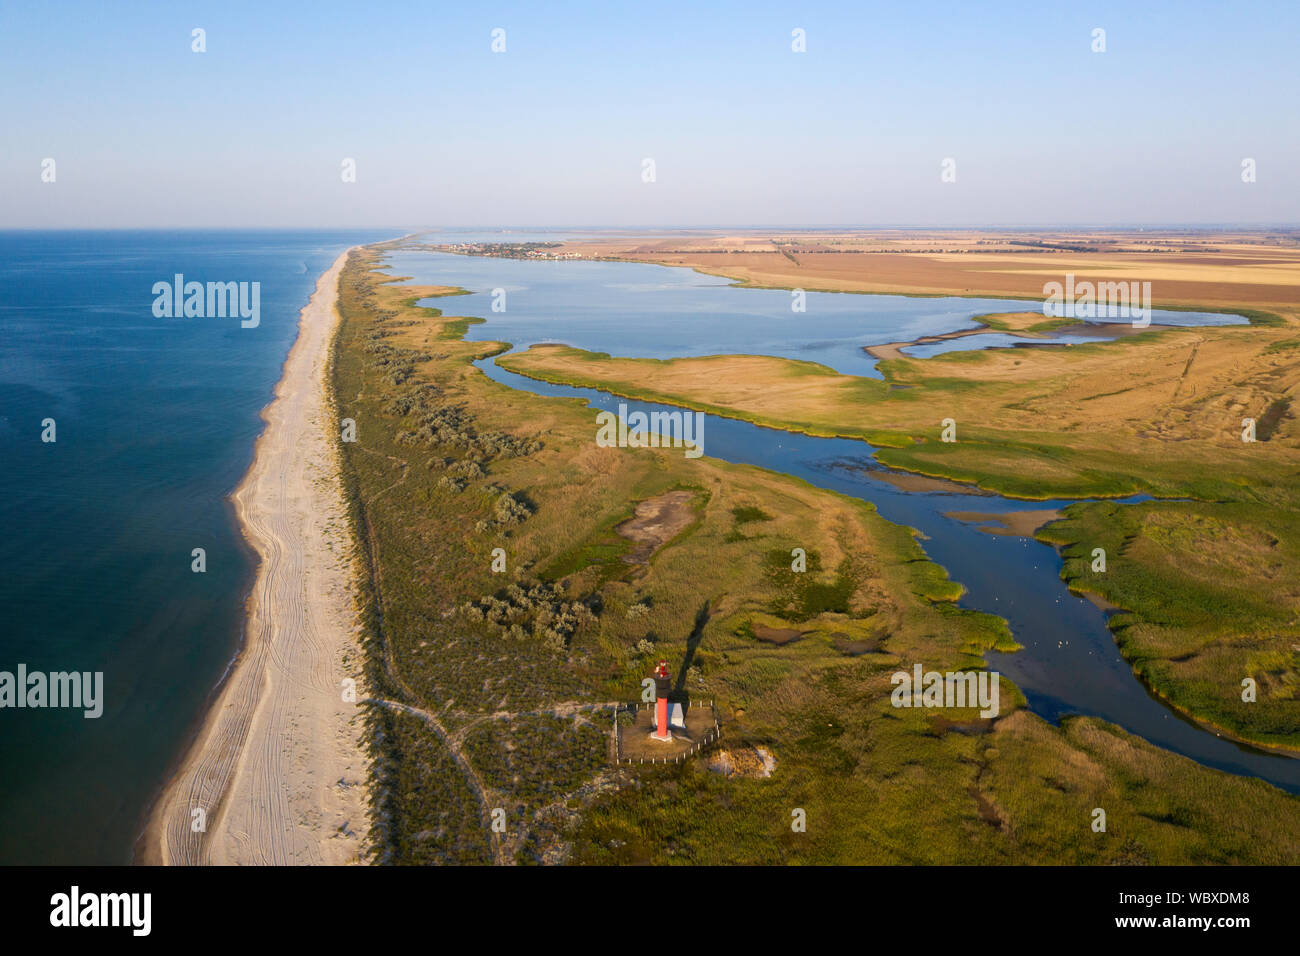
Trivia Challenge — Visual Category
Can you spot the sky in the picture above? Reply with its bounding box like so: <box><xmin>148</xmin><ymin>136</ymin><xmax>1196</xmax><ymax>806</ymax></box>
<box><xmin>2</xmin><ymin>0</ymin><xmax>1297</xmax><ymax>228</ymax></box>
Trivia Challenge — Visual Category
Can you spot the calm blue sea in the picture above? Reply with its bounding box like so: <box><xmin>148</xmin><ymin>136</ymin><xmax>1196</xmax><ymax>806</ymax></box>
<box><xmin>0</xmin><ymin>230</ymin><xmax>394</xmax><ymax>864</ymax></box>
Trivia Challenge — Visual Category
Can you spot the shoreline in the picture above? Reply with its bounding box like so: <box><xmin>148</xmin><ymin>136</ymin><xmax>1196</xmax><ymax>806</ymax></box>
<box><xmin>140</xmin><ymin>248</ymin><xmax>370</xmax><ymax>865</ymax></box>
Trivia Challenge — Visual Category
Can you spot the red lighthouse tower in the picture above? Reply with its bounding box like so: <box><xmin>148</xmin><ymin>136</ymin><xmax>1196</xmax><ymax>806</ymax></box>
<box><xmin>650</xmin><ymin>660</ymin><xmax>673</xmax><ymax>741</ymax></box>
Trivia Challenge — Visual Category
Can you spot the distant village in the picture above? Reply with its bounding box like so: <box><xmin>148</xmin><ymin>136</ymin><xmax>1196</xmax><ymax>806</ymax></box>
<box><xmin>440</xmin><ymin>241</ymin><xmax>585</xmax><ymax>260</ymax></box>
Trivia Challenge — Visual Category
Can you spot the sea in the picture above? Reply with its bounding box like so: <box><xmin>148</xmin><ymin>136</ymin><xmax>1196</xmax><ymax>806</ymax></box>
<box><xmin>0</xmin><ymin>230</ymin><xmax>393</xmax><ymax>864</ymax></box>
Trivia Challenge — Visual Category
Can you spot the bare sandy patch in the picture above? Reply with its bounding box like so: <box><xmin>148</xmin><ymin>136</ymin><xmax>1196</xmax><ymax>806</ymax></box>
<box><xmin>707</xmin><ymin>746</ymin><xmax>777</xmax><ymax>778</ymax></box>
<box><xmin>945</xmin><ymin>509</ymin><xmax>1063</xmax><ymax>537</ymax></box>
<box><xmin>616</xmin><ymin>490</ymin><xmax>697</xmax><ymax>564</ymax></box>
<box><xmin>868</xmin><ymin>471</ymin><xmax>994</xmax><ymax>496</ymax></box>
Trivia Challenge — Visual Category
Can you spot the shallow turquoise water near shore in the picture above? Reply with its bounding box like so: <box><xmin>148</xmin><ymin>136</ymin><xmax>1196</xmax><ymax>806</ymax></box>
<box><xmin>0</xmin><ymin>230</ymin><xmax>391</xmax><ymax>863</ymax></box>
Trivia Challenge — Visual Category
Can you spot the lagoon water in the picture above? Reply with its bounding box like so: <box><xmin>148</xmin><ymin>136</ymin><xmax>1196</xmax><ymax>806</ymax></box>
<box><xmin>383</xmin><ymin>248</ymin><xmax>1300</xmax><ymax>792</ymax></box>
<box><xmin>0</xmin><ymin>230</ymin><xmax>391</xmax><ymax>864</ymax></box>
<box><xmin>380</xmin><ymin>249</ymin><xmax>1242</xmax><ymax>378</ymax></box>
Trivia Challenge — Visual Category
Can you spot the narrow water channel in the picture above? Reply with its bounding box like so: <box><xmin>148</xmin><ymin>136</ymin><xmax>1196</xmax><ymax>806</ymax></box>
<box><xmin>476</xmin><ymin>355</ymin><xmax>1300</xmax><ymax>793</ymax></box>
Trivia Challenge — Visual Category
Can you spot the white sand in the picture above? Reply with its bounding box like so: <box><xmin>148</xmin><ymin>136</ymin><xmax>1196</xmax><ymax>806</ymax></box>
<box><xmin>147</xmin><ymin>249</ymin><xmax>368</xmax><ymax>865</ymax></box>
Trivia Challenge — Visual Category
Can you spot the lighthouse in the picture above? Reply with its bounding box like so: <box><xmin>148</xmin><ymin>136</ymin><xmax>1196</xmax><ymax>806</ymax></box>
<box><xmin>650</xmin><ymin>660</ymin><xmax>673</xmax><ymax>741</ymax></box>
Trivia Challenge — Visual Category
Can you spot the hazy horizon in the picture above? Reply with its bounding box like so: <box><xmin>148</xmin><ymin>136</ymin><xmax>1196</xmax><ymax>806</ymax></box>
<box><xmin>4</xmin><ymin>0</ymin><xmax>1298</xmax><ymax>229</ymax></box>
<box><xmin>1</xmin><ymin>223</ymin><xmax>1297</xmax><ymax>232</ymax></box>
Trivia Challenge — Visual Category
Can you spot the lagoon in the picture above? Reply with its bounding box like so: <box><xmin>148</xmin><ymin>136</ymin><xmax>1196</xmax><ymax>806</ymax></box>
<box><xmin>381</xmin><ymin>248</ymin><xmax>1243</xmax><ymax>378</ymax></box>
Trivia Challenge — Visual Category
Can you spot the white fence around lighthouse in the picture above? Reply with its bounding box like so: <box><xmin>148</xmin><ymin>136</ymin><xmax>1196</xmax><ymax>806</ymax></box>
<box><xmin>611</xmin><ymin>698</ymin><xmax>722</xmax><ymax>766</ymax></box>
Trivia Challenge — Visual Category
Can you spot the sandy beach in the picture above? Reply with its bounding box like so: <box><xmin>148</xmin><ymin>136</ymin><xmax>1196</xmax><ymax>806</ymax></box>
<box><xmin>143</xmin><ymin>249</ymin><xmax>368</xmax><ymax>865</ymax></box>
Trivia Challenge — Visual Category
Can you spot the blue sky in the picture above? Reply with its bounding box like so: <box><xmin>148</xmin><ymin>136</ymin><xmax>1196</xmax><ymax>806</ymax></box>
<box><xmin>2</xmin><ymin>0</ymin><xmax>1297</xmax><ymax>227</ymax></box>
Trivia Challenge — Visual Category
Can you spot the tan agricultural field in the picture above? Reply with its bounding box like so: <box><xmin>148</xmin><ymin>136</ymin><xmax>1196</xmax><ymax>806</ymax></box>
<box><xmin>551</xmin><ymin>229</ymin><xmax>1300</xmax><ymax>310</ymax></box>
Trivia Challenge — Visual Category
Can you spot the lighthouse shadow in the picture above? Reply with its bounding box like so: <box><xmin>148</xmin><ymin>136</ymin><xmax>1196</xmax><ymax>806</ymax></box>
<box><xmin>614</xmin><ymin>600</ymin><xmax>722</xmax><ymax>766</ymax></box>
<box><xmin>673</xmin><ymin>600</ymin><xmax>711</xmax><ymax>698</ymax></box>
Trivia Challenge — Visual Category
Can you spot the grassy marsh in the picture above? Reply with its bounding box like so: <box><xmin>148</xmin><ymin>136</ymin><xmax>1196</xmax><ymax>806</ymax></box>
<box><xmin>334</xmin><ymin>243</ymin><xmax>1300</xmax><ymax>864</ymax></box>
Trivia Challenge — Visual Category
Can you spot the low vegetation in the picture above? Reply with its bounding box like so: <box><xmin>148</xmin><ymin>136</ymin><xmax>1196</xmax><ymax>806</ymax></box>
<box><xmin>495</xmin><ymin>287</ymin><xmax>1300</xmax><ymax>753</ymax></box>
<box><xmin>334</xmin><ymin>242</ymin><xmax>1300</xmax><ymax>865</ymax></box>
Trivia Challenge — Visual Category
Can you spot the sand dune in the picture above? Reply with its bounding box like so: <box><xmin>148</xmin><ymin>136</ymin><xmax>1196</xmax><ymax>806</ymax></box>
<box><xmin>144</xmin><ymin>249</ymin><xmax>368</xmax><ymax>865</ymax></box>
